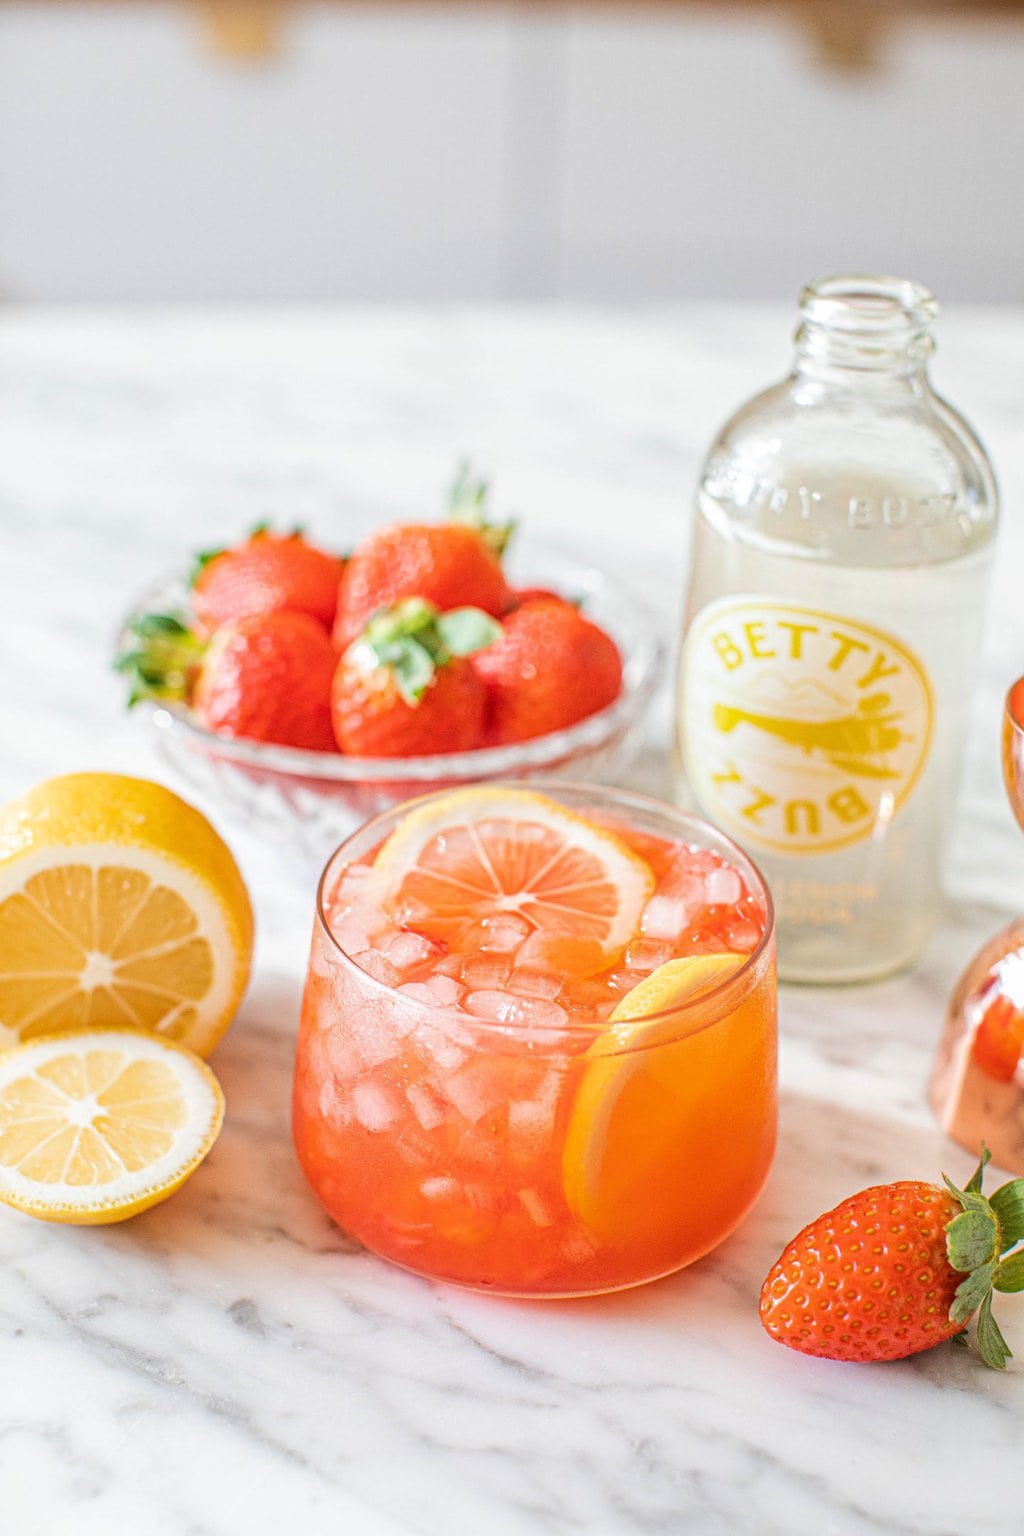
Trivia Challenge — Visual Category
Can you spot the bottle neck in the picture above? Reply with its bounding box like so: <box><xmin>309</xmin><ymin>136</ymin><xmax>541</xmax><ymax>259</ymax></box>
<box><xmin>792</xmin><ymin>274</ymin><xmax>937</xmax><ymax>387</ymax></box>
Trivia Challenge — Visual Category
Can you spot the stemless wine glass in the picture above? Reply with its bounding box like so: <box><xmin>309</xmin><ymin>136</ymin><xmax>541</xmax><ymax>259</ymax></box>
<box><xmin>292</xmin><ymin>783</ymin><xmax>777</xmax><ymax>1297</ymax></box>
<box><xmin>930</xmin><ymin>679</ymin><xmax>1024</xmax><ymax>1173</ymax></box>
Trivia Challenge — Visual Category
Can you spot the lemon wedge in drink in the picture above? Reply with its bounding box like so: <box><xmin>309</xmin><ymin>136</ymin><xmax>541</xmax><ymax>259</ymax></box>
<box><xmin>0</xmin><ymin>773</ymin><xmax>253</xmax><ymax>1056</ymax></box>
<box><xmin>0</xmin><ymin>1026</ymin><xmax>224</xmax><ymax>1223</ymax></box>
<box><xmin>562</xmin><ymin>953</ymin><xmax>749</xmax><ymax>1241</ymax></box>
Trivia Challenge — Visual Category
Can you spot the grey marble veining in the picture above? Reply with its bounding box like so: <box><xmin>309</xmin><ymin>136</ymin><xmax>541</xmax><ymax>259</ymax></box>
<box><xmin>1</xmin><ymin>307</ymin><xmax>1023</xmax><ymax>1536</ymax></box>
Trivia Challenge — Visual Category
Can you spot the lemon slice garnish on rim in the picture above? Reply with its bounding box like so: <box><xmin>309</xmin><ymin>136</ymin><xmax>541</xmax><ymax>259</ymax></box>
<box><xmin>0</xmin><ymin>1026</ymin><xmax>225</xmax><ymax>1223</ymax></box>
<box><xmin>609</xmin><ymin>952</ymin><xmax>749</xmax><ymax>1030</ymax></box>
<box><xmin>371</xmin><ymin>786</ymin><xmax>654</xmax><ymax>974</ymax></box>
<box><xmin>0</xmin><ymin>773</ymin><xmax>253</xmax><ymax>1057</ymax></box>
<box><xmin>562</xmin><ymin>952</ymin><xmax>749</xmax><ymax>1241</ymax></box>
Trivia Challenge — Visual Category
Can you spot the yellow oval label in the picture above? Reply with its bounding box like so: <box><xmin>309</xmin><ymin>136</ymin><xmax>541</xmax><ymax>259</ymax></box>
<box><xmin>679</xmin><ymin>599</ymin><xmax>934</xmax><ymax>856</ymax></box>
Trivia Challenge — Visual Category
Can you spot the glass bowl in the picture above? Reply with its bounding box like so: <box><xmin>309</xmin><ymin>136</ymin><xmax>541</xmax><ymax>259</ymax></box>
<box><xmin>120</xmin><ymin>546</ymin><xmax>662</xmax><ymax>859</ymax></box>
<box><xmin>292</xmin><ymin>781</ymin><xmax>778</xmax><ymax>1296</ymax></box>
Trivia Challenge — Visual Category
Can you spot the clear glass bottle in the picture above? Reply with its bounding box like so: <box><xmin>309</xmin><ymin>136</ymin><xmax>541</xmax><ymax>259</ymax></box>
<box><xmin>675</xmin><ymin>274</ymin><xmax>998</xmax><ymax>983</ymax></box>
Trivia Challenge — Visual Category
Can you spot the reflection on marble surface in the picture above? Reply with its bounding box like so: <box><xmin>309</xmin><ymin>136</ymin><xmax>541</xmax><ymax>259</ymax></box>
<box><xmin>1</xmin><ymin>309</ymin><xmax>1023</xmax><ymax>1536</ymax></box>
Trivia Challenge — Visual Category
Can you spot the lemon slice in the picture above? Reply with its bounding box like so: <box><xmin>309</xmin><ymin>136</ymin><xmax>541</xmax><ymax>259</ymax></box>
<box><xmin>610</xmin><ymin>953</ymin><xmax>749</xmax><ymax>1030</ymax></box>
<box><xmin>0</xmin><ymin>773</ymin><xmax>253</xmax><ymax>1056</ymax></box>
<box><xmin>0</xmin><ymin>1026</ymin><xmax>224</xmax><ymax>1223</ymax></box>
<box><xmin>372</xmin><ymin>786</ymin><xmax>654</xmax><ymax>972</ymax></box>
<box><xmin>562</xmin><ymin>953</ymin><xmax>748</xmax><ymax>1240</ymax></box>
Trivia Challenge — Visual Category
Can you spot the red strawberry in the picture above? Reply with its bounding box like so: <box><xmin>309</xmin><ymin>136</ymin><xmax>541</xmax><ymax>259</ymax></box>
<box><xmin>759</xmin><ymin>1149</ymin><xmax>1024</xmax><ymax>1369</ymax></box>
<box><xmin>472</xmin><ymin>598</ymin><xmax>623</xmax><ymax>744</ymax></box>
<box><xmin>119</xmin><ymin>609</ymin><xmax>338</xmax><ymax>751</ymax></box>
<box><xmin>194</xmin><ymin>612</ymin><xmax>338</xmax><ymax>750</ymax></box>
<box><xmin>503</xmin><ymin>586</ymin><xmax>565</xmax><ymax>613</ymax></box>
<box><xmin>332</xmin><ymin>468</ymin><xmax>513</xmax><ymax>649</ymax></box>
<box><xmin>334</xmin><ymin>524</ymin><xmax>510</xmax><ymax>651</ymax></box>
<box><xmin>331</xmin><ymin>599</ymin><xmax>500</xmax><ymax>757</ymax></box>
<box><xmin>192</xmin><ymin>525</ymin><xmax>344</xmax><ymax>632</ymax></box>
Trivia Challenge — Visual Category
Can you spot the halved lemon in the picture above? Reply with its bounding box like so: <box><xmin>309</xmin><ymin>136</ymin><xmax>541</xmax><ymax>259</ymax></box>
<box><xmin>372</xmin><ymin>786</ymin><xmax>654</xmax><ymax>974</ymax></box>
<box><xmin>0</xmin><ymin>773</ymin><xmax>253</xmax><ymax>1056</ymax></box>
<box><xmin>562</xmin><ymin>953</ymin><xmax>749</xmax><ymax>1240</ymax></box>
<box><xmin>0</xmin><ymin>1026</ymin><xmax>225</xmax><ymax>1223</ymax></box>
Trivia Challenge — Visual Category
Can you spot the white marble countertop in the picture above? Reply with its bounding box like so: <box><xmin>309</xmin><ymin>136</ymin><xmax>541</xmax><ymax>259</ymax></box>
<box><xmin>1</xmin><ymin>307</ymin><xmax>1023</xmax><ymax>1536</ymax></box>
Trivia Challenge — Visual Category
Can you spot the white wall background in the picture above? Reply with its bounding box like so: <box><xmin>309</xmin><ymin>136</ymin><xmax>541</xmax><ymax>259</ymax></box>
<box><xmin>0</xmin><ymin>2</ymin><xmax>1022</xmax><ymax>302</ymax></box>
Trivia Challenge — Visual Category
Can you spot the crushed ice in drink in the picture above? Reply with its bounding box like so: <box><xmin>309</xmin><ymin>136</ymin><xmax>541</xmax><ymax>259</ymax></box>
<box><xmin>297</xmin><ymin>802</ymin><xmax>771</xmax><ymax>1293</ymax></box>
<box><xmin>351</xmin><ymin>1078</ymin><xmax>402</xmax><ymax>1132</ymax></box>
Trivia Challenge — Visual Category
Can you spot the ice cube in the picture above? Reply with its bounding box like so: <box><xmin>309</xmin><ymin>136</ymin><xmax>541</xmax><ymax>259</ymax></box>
<box><xmin>445</xmin><ymin>1061</ymin><xmax>507</xmax><ymax>1123</ymax></box>
<box><xmin>330</xmin><ymin>906</ymin><xmax>382</xmax><ymax>957</ymax></box>
<box><xmin>461</xmin><ymin>955</ymin><xmax>512</xmax><ymax>990</ymax></box>
<box><xmin>513</xmin><ymin>930</ymin><xmax>605</xmax><ymax>977</ymax></box>
<box><xmin>351</xmin><ymin>1078</ymin><xmax>401</xmax><ymax>1132</ymax></box>
<box><xmin>657</xmin><ymin>851</ymin><xmax>711</xmax><ymax>901</ymax></box>
<box><xmin>418</xmin><ymin>1026</ymin><xmax>469</xmax><ymax>1073</ymax></box>
<box><xmin>508</xmin><ymin>967</ymin><xmax>563</xmax><ymax>1000</ymax></box>
<box><xmin>703</xmin><ymin>867</ymin><xmax>742</xmax><ymax>907</ymax></box>
<box><xmin>624</xmin><ymin>938</ymin><xmax>674</xmax><ymax>972</ymax></box>
<box><xmin>381</xmin><ymin>929</ymin><xmax>443</xmax><ymax>974</ymax></box>
<box><xmin>423</xmin><ymin>974</ymin><xmax>465</xmax><ymax>1007</ymax></box>
<box><xmin>640</xmin><ymin>894</ymin><xmax>694</xmax><ymax>941</ymax></box>
<box><xmin>567</xmin><ymin>1004</ymin><xmax>606</xmax><ymax>1025</ymax></box>
<box><xmin>352</xmin><ymin>949</ymin><xmax>402</xmax><ymax>988</ymax></box>
<box><xmin>317</xmin><ymin>1077</ymin><xmax>353</xmax><ymax>1124</ymax></box>
<box><xmin>395</xmin><ymin>1123</ymin><xmax>439</xmax><ymax>1169</ymax></box>
<box><xmin>464</xmin><ymin>991</ymin><xmax>568</xmax><ymax>1031</ymax></box>
<box><xmin>350</xmin><ymin>1009</ymin><xmax>402</xmax><ymax>1067</ymax></box>
<box><xmin>305</xmin><ymin>1023</ymin><xmax>361</xmax><ymax>1085</ymax></box>
<box><xmin>479</xmin><ymin>914</ymin><xmax>533</xmax><ymax>953</ymax></box>
<box><xmin>325</xmin><ymin>862</ymin><xmax>374</xmax><ymax>909</ymax></box>
<box><xmin>560</xmin><ymin>1230</ymin><xmax>600</xmax><ymax>1264</ymax></box>
<box><xmin>396</xmin><ymin>981</ymin><xmax>438</xmax><ymax>1006</ymax></box>
<box><xmin>519</xmin><ymin>1187</ymin><xmax>558</xmax><ymax>1228</ymax></box>
<box><xmin>431</xmin><ymin>952</ymin><xmax>465</xmax><ymax>980</ymax></box>
<box><xmin>407</xmin><ymin>1081</ymin><xmax>447</xmax><ymax>1130</ymax></box>
<box><xmin>511</xmin><ymin>996</ymin><xmax>569</xmax><ymax>1032</ymax></box>
<box><xmin>569</xmin><ymin>979</ymin><xmax>614</xmax><ymax>1007</ymax></box>
<box><xmin>421</xmin><ymin>1176</ymin><xmax>459</xmax><ymax>1201</ymax></box>
<box><xmin>688</xmin><ymin>937</ymin><xmax>730</xmax><ymax>955</ymax></box>
<box><xmin>723</xmin><ymin>912</ymin><xmax>762</xmax><ymax>950</ymax></box>
<box><xmin>508</xmin><ymin>1093</ymin><xmax>559</xmax><ymax>1163</ymax></box>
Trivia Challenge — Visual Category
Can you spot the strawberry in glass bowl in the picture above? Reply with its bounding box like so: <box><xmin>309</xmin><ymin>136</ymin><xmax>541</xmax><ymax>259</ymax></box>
<box><xmin>116</xmin><ymin>473</ymin><xmax>661</xmax><ymax>860</ymax></box>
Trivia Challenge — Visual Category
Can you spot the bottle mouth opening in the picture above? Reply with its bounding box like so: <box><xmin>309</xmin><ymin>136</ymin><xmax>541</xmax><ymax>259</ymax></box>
<box><xmin>796</xmin><ymin>274</ymin><xmax>936</xmax><ymax>369</ymax></box>
<box><xmin>799</xmin><ymin>273</ymin><xmax>937</xmax><ymax>338</ymax></box>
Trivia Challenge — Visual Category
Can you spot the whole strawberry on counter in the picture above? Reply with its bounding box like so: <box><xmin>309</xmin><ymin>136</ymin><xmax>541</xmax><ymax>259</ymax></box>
<box><xmin>333</xmin><ymin>467</ymin><xmax>512</xmax><ymax>649</ymax></box>
<box><xmin>192</xmin><ymin>524</ymin><xmax>344</xmax><ymax>632</ymax></box>
<box><xmin>331</xmin><ymin>598</ymin><xmax>501</xmax><ymax>757</ymax></box>
<box><xmin>759</xmin><ymin>1148</ymin><xmax>1024</xmax><ymax>1369</ymax></box>
<box><xmin>472</xmin><ymin>596</ymin><xmax>623</xmax><ymax>744</ymax></box>
<box><xmin>119</xmin><ymin>608</ymin><xmax>338</xmax><ymax>752</ymax></box>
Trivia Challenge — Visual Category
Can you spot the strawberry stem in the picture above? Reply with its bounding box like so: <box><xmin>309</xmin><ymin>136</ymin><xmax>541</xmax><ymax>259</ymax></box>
<box><xmin>943</xmin><ymin>1146</ymin><xmax>1022</xmax><ymax>1369</ymax></box>
<box><xmin>358</xmin><ymin>598</ymin><xmax>500</xmax><ymax>706</ymax></box>
<box><xmin>447</xmin><ymin>460</ymin><xmax>516</xmax><ymax>558</ymax></box>
<box><xmin>115</xmin><ymin>611</ymin><xmax>206</xmax><ymax>707</ymax></box>
<box><xmin>188</xmin><ymin>547</ymin><xmax>226</xmax><ymax>587</ymax></box>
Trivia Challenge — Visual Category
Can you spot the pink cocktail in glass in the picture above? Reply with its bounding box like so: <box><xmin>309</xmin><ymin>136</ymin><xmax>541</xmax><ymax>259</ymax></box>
<box><xmin>293</xmin><ymin>783</ymin><xmax>777</xmax><ymax>1295</ymax></box>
